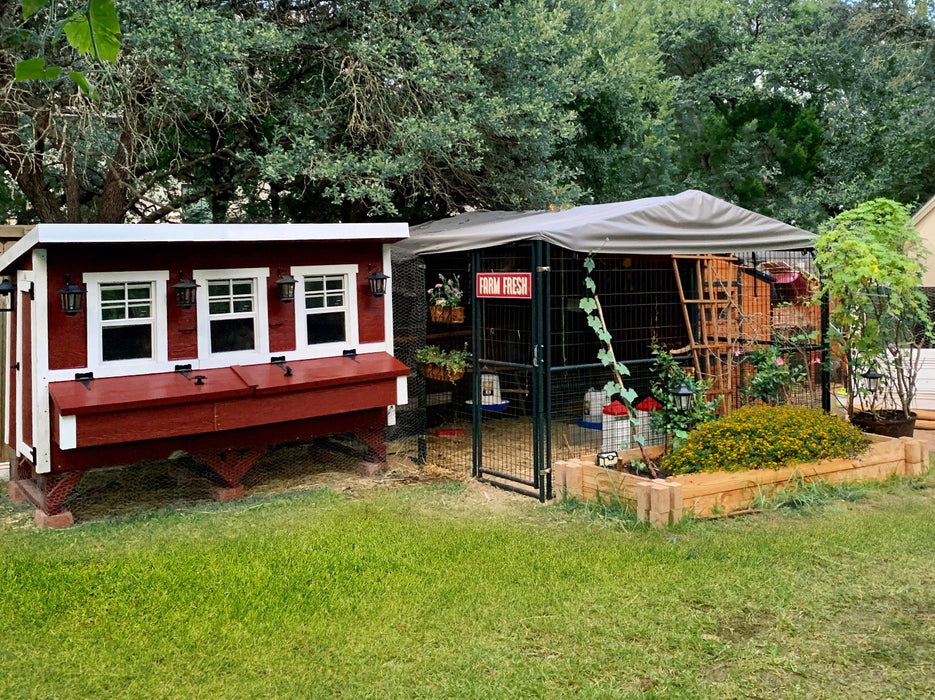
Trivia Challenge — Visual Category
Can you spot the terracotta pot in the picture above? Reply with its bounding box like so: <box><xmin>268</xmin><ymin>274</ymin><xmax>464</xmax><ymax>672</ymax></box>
<box><xmin>429</xmin><ymin>305</ymin><xmax>465</xmax><ymax>324</ymax></box>
<box><xmin>851</xmin><ymin>410</ymin><xmax>917</xmax><ymax>438</ymax></box>
<box><xmin>420</xmin><ymin>363</ymin><xmax>465</xmax><ymax>382</ymax></box>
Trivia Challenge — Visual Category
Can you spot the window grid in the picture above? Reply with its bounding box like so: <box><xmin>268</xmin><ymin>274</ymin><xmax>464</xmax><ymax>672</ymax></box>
<box><xmin>208</xmin><ymin>279</ymin><xmax>255</xmax><ymax>317</ymax></box>
<box><xmin>304</xmin><ymin>275</ymin><xmax>347</xmax><ymax>312</ymax></box>
<box><xmin>100</xmin><ymin>282</ymin><xmax>153</xmax><ymax>326</ymax></box>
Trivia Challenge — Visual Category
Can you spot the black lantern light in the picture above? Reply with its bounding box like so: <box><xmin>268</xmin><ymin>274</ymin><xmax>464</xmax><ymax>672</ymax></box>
<box><xmin>671</xmin><ymin>382</ymin><xmax>695</xmax><ymax>412</ymax></box>
<box><xmin>0</xmin><ymin>278</ymin><xmax>14</xmax><ymax>313</ymax></box>
<box><xmin>367</xmin><ymin>268</ymin><xmax>389</xmax><ymax>298</ymax></box>
<box><xmin>172</xmin><ymin>272</ymin><xmax>199</xmax><ymax>309</ymax></box>
<box><xmin>59</xmin><ymin>275</ymin><xmax>86</xmax><ymax>315</ymax></box>
<box><xmin>276</xmin><ymin>271</ymin><xmax>297</xmax><ymax>303</ymax></box>
<box><xmin>862</xmin><ymin>368</ymin><xmax>884</xmax><ymax>393</ymax></box>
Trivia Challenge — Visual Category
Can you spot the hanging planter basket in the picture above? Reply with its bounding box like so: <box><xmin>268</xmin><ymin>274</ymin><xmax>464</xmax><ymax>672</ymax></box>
<box><xmin>429</xmin><ymin>305</ymin><xmax>465</xmax><ymax>324</ymax></box>
<box><xmin>420</xmin><ymin>363</ymin><xmax>465</xmax><ymax>382</ymax></box>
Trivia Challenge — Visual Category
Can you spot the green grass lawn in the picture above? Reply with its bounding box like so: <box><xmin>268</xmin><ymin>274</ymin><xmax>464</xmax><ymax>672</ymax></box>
<box><xmin>1</xmin><ymin>473</ymin><xmax>934</xmax><ymax>699</ymax></box>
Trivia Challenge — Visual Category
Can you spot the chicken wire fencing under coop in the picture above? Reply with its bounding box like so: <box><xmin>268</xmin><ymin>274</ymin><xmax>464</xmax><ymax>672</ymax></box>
<box><xmin>35</xmin><ymin>425</ymin><xmax>445</xmax><ymax>524</ymax></box>
<box><xmin>390</xmin><ymin>244</ymin><xmax>829</xmax><ymax>501</ymax></box>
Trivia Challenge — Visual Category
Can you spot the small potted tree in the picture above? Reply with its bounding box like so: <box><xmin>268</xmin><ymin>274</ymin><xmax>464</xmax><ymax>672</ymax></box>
<box><xmin>815</xmin><ymin>198</ymin><xmax>932</xmax><ymax>436</ymax></box>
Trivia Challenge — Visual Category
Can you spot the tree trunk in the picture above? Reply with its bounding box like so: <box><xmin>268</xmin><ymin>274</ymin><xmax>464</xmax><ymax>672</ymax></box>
<box><xmin>96</xmin><ymin>114</ymin><xmax>138</xmax><ymax>223</ymax></box>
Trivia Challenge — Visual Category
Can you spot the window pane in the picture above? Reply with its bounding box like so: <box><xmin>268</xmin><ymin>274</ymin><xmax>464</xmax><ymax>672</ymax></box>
<box><xmin>232</xmin><ymin>280</ymin><xmax>252</xmax><ymax>296</ymax></box>
<box><xmin>326</xmin><ymin>294</ymin><xmax>344</xmax><ymax>308</ymax></box>
<box><xmin>208</xmin><ymin>281</ymin><xmax>229</xmax><ymax>297</ymax></box>
<box><xmin>209</xmin><ymin>300</ymin><xmax>229</xmax><ymax>315</ymax></box>
<box><xmin>127</xmin><ymin>284</ymin><xmax>150</xmax><ymax>300</ymax></box>
<box><xmin>306</xmin><ymin>296</ymin><xmax>324</xmax><ymax>310</ymax></box>
<box><xmin>305</xmin><ymin>278</ymin><xmax>323</xmax><ymax>293</ymax></box>
<box><xmin>233</xmin><ymin>299</ymin><xmax>253</xmax><ymax>313</ymax></box>
<box><xmin>326</xmin><ymin>277</ymin><xmax>343</xmax><ymax>291</ymax></box>
<box><xmin>211</xmin><ymin>317</ymin><xmax>255</xmax><ymax>353</ymax></box>
<box><xmin>100</xmin><ymin>285</ymin><xmax>125</xmax><ymax>302</ymax></box>
<box><xmin>128</xmin><ymin>303</ymin><xmax>151</xmax><ymax>319</ymax></box>
<box><xmin>102</xmin><ymin>325</ymin><xmax>152</xmax><ymax>361</ymax></box>
<box><xmin>101</xmin><ymin>306</ymin><xmax>125</xmax><ymax>321</ymax></box>
<box><xmin>307</xmin><ymin>312</ymin><xmax>345</xmax><ymax>344</ymax></box>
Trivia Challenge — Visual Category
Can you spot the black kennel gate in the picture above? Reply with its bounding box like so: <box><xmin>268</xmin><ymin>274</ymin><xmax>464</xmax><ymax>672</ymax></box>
<box><xmin>470</xmin><ymin>243</ymin><xmax>551</xmax><ymax>501</ymax></box>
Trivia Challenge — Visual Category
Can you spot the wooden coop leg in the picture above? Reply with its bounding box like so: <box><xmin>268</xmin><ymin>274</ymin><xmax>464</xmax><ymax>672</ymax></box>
<box><xmin>9</xmin><ymin>467</ymin><xmax>84</xmax><ymax>528</ymax></box>
<box><xmin>356</xmin><ymin>429</ymin><xmax>388</xmax><ymax>477</ymax></box>
<box><xmin>197</xmin><ymin>447</ymin><xmax>265</xmax><ymax>502</ymax></box>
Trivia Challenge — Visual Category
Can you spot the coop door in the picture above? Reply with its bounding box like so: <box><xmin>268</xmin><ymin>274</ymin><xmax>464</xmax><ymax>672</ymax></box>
<box><xmin>14</xmin><ymin>272</ymin><xmax>36</xmax><ymax>466</ymax></box>
<box><xmin>470</xmin><ymin>242</ymin><xmax>550</xmax><ymax>501</ymax></box>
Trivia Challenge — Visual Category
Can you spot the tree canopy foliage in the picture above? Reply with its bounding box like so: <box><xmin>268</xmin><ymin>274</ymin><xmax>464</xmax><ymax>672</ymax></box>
<box><xmin>653</xmin><ymin>0</ymin><xmax>935</xmax><ymax>229</ymax></box>
<box><xmin>1</xmin><ymin>0</ymin><xmax>934</xmax><ymax>227</ymax></box>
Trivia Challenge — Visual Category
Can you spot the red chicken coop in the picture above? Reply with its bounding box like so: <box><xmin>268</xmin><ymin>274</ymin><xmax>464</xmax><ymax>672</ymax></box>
<box><xmin>0</xmin><ymin>223</ymin><xmax>409</xmax><ymax>526</ymax></box>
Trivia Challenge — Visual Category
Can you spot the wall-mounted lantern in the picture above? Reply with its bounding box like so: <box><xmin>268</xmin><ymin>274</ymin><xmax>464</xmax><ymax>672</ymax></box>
<box><xmin>172</xmin><ymin>272</ymin><xmax>199</xmax><ymax>309</ymax></box>
<box><xmin>671</xmin><ymin>382</ymin><xmax>695</xmax><ymax>412</ymax></box>
<box><xmin>59</xmin><ymin>275</ymin><xmax>86</xmax><ymax>316</ymax></box>
<box><xmin>276</xmin><ymin>271</ymin><xmax>297</xmax><ymax>303</ymax></box>
<box><xmin>862</xmin><ymin>369</ymin><xmax>884</xmax><ymax>393</ymax></box>
<box><xmin>367</xmin><ymin>268</ymin><xmax>389</xmax><ymax>298</ymax></box>
<box><xmin>0</xmin><ymin>278</ymin><xmax>14</xmax><ymax>313</ymax></box>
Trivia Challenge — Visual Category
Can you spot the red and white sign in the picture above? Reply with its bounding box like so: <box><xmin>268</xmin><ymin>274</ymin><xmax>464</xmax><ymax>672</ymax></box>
<box><xmin>475</xmin><ymin>272</ymin><xmax>533</xmax><ymax>299</ymax></box>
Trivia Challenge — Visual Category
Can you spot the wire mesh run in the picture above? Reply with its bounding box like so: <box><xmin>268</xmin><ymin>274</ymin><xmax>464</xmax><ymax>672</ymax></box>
<box><xmin>401</xmin><ymin>245</ymin><xmax>826</xmax><ymax>497</ymax></box>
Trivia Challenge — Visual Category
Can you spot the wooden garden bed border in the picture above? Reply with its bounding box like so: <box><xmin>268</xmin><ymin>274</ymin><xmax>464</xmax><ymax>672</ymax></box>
<box><xmin>552</xmin><ymin>435</ymin><xmax>929</xmax><ymax>527</ymax></box>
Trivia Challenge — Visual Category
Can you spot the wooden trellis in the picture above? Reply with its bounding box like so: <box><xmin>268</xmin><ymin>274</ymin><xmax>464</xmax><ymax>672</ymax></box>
<box><xmin>671</xmin><ymin>254</ymin><xmax>771</xmax><ymax>412</ymax></box>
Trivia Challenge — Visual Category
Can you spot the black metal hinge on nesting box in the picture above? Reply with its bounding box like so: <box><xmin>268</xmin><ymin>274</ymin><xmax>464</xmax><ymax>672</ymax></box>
<box><xmin>74</xmin><ymin>372</ymin><xmax>93</xmax><ymax>390</ymax></box>
<box><xmin>270</xmin><ymin>355</ymin><xmax>293</xmax><ymax>377</ymax></box>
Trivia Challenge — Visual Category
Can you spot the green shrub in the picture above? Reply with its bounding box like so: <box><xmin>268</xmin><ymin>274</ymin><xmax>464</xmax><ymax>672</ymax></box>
<box><xmin>661</xmin><ymin>406</ymin><xmax>871</xmax><ymax>475</ymax></box>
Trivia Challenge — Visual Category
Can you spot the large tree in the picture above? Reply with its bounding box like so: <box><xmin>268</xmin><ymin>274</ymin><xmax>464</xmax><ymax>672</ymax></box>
<box><xmin>1</xmin><ymin>0</ymin><xmax>616</xmax><ymax>224</ymax></box>
<box><xmin>652</xmin><ymin>0</ymin><xmax>935</xmax><ymax>229</ymax></box>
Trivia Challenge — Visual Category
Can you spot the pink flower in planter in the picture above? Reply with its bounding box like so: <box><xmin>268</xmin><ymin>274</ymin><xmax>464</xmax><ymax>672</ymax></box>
<box><xmin>813</xmin><ymin>357</ymin><xmax>821</xmax><ymax>364</ymax></box>
<box><xmin>776</xmin><ymin>358</ymin><xmax>785</xmax><ymax>366</ymax></box>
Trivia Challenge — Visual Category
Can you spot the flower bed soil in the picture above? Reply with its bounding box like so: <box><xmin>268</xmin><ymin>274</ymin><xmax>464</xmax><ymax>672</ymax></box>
<box><xmin>552</xmin><ymin>435</ymin><xmax>929</xmax><ymax>527</ymax></box>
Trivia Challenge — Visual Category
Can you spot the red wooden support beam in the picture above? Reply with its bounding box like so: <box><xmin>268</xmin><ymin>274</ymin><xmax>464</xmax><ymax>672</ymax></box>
<box><xmin>10</xmin><ymin>470</ymin><xmax>84</xmax><ymax>528</ymax></box>
<box><xmin>196</xmin><ymin>446</ymin><xmax>265</xmax><ymax>502</ymax></box>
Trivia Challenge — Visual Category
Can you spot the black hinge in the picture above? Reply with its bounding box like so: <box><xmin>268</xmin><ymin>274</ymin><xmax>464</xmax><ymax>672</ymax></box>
<box><xmin>10</xmin><ymin>362</ymin><xmax>19</xmax><ymax>371</ymax></box>
<box><xmin>30</xmin><ymin>447</ymin><xmax>37</xmax><ymax>464</ymax></box>
<box><xmin>28</xmin><ymin>282</ymin><xmax>34</xmax><ymax>301</ymax></box>
<box><xmin>75</xmin><ymin>372</ymin><xmax>93</xmax><ymax>389</ymax></box>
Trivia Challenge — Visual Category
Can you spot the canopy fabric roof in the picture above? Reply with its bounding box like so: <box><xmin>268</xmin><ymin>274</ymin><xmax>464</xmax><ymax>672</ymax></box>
<box><xmin>396</xmin><ymin>190</ymin><xmax>815</xmax><ymax>256</ymax></box>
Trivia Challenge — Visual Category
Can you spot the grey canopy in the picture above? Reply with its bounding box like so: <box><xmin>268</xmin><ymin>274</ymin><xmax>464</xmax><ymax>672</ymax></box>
<box><xmin>395</xmin><ymin>190</ymin><xmax>815</xmax><ymax>255</ymax></box>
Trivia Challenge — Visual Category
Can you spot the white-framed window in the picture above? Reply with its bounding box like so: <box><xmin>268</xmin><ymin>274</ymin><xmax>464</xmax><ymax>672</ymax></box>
<box><xmin>194</xmin><ymin>267</ymin><xmax>270</xmax><ymax>362</ymax></box>
<box><xmin>84</xmin><ymin>271</ymin><xmax>170</xmax><ymax>372</ymax></box>
<box><xmin>292</xmin><ymin>265</ymin><xmax>359</xmax><ymax>358</ymax></box>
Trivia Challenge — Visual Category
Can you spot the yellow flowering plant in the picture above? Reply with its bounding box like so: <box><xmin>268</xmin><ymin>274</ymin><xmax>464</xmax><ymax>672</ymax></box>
<box><xmin>661</xmin><ymin>405</ymin><xmax>870</xmax><ymax>475</ymax></box>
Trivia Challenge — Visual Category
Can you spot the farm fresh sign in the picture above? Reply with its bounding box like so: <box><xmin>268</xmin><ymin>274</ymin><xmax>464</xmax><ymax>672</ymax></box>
<box><xmin>475</xmin><ymin>272</ymin><xmax>532</xmax><ymax>299</ymax></box>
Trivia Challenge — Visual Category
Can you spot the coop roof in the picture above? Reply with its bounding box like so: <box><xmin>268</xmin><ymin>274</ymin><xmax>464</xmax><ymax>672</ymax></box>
<box><xmin>396</xmin><ymin>190</ymin><xmax>814</xmax><ymax>255</ymax></box>
<box><xmin>0</xmin><ymin>222</ymin><xmax>409</xmax><ymax>273</ymax></box>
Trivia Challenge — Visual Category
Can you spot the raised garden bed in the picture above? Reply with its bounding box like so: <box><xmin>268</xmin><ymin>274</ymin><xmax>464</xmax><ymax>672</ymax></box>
<box><xmin>552</xmin><ymin>435</ymin><xmax>929</xmax><ymax>527</ymax></box>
